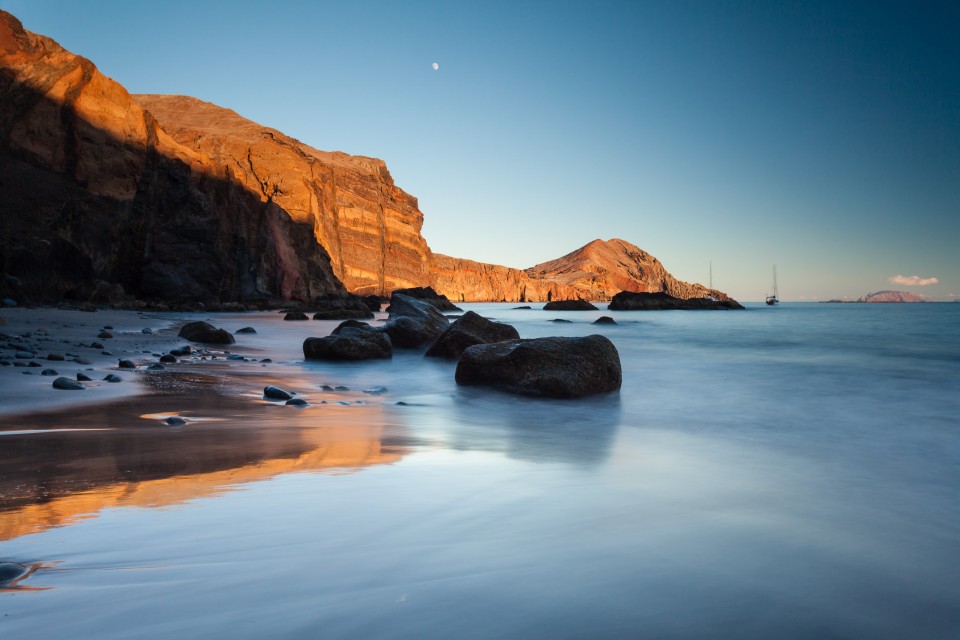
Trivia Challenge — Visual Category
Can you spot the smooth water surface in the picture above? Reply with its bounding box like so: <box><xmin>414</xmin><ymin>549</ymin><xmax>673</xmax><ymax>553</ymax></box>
<box><xmin>1</xmin><ymin>303</ymin><xmax>958</xmax><ymax>638</ymax></box>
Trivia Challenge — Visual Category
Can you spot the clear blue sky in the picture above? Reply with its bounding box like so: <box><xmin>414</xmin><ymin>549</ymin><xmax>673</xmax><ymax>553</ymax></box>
<box><xmin>3</xmin><ymin>0</ymin><xmax>958</xmax><ymax>301</ymax></box>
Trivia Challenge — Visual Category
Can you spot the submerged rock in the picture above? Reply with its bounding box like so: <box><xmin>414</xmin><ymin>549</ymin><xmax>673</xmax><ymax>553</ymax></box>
<box><xmin>103</xmin><ymin>374</ymin><xmax>122</xmax><ymax>383</ymax></box>
<box><xmin>455</xmin><ymin>335</ymin><xmax>622</xmax><ymax>398</ymax></box>
<box><xmin>425</xmin><ymin>311</ymin><xmax>520</xmax><ymax>360</ymax></box>
<box><xmin>285</xmin><ymin>398</ymin><xmax>309</xmax><ymax>406</ymax></box>
<box><xmin>164</xmin><ymin>416</ymin><xmax>188</xmax><ymax>426</ymax></box>
<box><xmin>178</xmin><ymin>321</ymin><xmax>236</xmax><ymax>344</ymax></box>
<box><xmin>593</xmin><ymin>316</ymin><xmax>617</xmax><ymax>324</ymax></box>
<box><xmin>235</xmin><ymin>326</ymin><xmax>257</xmax><ymax>334</ymax></box>
<box><xmin>543</xmin><ymin>299</ymin><xmax>598</xmax><ymax>311</ymax></box>
<box><xmin>0</xmin><ymin>562</ymin><xmax>29</xmax><ymax>585</ymax></box>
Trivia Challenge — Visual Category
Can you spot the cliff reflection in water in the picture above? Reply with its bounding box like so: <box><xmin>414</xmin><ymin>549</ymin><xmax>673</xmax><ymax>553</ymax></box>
<box><xmin>0</xmin><ymin>386</ymin><xmax>407</xmax><ymax>542</ymax></box>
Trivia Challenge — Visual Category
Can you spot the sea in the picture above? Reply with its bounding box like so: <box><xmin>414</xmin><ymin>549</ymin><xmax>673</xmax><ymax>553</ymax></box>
<box><xmin>1</xmin><ymin>302</ymin><xmax>959</xmax><ymax>639</ymax></box>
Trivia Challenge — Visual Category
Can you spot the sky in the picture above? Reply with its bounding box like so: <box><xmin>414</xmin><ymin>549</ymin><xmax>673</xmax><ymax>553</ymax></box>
<box><xmin>2</xmin><ymin>0</ymin><xmax>958</xmax><ymax>301</ymax></box>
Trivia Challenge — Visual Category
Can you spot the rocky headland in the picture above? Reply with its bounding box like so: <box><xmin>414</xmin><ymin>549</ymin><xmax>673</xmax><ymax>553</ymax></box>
<box><xmin>0</xmin><ymin>10</ymin><xmax>739</xmax><ymax>309</ymax></box>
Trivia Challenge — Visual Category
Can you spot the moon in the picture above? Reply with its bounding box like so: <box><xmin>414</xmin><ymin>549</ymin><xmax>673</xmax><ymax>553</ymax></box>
<box><xmin>432</xmin><ymin>62</ymin><xmax>439</xmax><ymax>71</ymax></box>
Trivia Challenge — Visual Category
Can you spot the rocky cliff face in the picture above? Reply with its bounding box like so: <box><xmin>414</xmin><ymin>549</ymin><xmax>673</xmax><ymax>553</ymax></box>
<box><xmin>134</xmin><ymin>95</ymin><xmax>433</xmax><ymax>297</ymax></box>
<box><xmin>0</xmin><ymin>11</ymin><xmax>738</xmax><ymax>307</ymax></box>
<box><xmin>0</xmin><ymin>10</ymin><xmax>344</xmax><ymax>304</ymax></box>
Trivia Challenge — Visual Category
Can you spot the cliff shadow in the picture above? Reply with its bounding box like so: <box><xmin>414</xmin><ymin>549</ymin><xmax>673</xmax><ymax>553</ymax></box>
<box><xmin>0</xmin><ymin>65</ymin><xmax>344</xmax><ymax>305</ymax></box>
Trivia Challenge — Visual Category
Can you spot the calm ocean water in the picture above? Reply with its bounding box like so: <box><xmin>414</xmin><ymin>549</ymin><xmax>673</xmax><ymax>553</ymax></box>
<box><xmin>1</xmin><ymin>302</ymin><xmax>958</xmax><ymax>639</ymax></box>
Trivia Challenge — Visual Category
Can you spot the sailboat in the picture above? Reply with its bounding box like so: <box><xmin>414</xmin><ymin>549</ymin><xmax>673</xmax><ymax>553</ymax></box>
<box><xmin>766</xmin><ymin>266</ymin><xmax>779</xmax><ymax>306</ymax></box>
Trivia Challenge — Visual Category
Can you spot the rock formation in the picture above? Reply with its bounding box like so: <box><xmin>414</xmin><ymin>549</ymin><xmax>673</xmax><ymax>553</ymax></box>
<box><xmin>0</xmin><ymin>11</ymin><xmax>740</xmax><ymax>308</ymax></box>
<box><xmin>0</xmin><ymin>10</ymin><xmax>344</xmax><ymax>305</ymax></box>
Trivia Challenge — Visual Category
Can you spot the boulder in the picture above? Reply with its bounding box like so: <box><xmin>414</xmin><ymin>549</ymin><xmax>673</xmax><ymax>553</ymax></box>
<box><xmin>607</xmin><ymin>291</ymin><xmax>744</xmax><ymax>310</ymax></box>
<box><xmin>53</xmin><ymin>376</ymin><xmax>84</xmax><ymax>390</ymax></box>
<box><xmin>425</xmin><ymin>311</ymin><xmax>520</xmax><ymax>359</ymax></box>
<box><xmin>455</xmin><ymin>335</ymin><xmax>622</xmax><ymax>398</ymax></box>
<box><xmin>178</xmin><ymin>321</ymin><xmax>236</xmax><ymax>344</ymax></box>
<box><xmin>303</xmin><ymin>332</ymin><xmax>392</xmax><ymax>361</ymax></box>
<box><xmin>382</xmin><ymin>293</ymin><xmax>449</xmax><ymax>348</ymax></box>
<box><xmin>391</xmin><ymin>286</ymin><xmax>462</xmax><ymax>312</ymax></box>
<box><xmin>264</xmin><ymin>386</ymin><xmax>294</xmax><ymax>400</ymax></box>
<box><xmin>542</xmin><ymin>299</ymin><xmax>598</xmax><ymax>311</ymax></box>
<box><xmin>309</xmin><ymin>293</ymin><xmax>375</xmax><ymax>320</ymax></box>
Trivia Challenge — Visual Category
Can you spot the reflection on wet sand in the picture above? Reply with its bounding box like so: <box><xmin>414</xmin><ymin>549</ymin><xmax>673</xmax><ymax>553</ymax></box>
<box><xmin>0</xmin><ymin>374</ymin><xmax>407</xmax><ymax>541</ymax></box>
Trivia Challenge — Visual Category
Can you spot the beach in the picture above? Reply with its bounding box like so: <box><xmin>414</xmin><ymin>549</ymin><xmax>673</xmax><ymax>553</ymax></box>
<box><xmin>1</xmin><ymin>302</ymin><xmax>959</xmax><ymax>638</ymax></box>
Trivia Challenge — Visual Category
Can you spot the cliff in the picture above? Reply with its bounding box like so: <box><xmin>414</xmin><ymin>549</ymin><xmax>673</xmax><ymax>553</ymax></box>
<box><xmin>0</xmin><ymin>10</ymin><xmax>344</xmax><ymax>304</ymax></box>
<box><xmin>0</xmin><ymin>11</ymin><xmax>738</xmax><ymax>307</ymax></box>
<box><xmin>134</xmin><ymin>94</ymin><xmax>433</xmax><ymax>296</ymax></box>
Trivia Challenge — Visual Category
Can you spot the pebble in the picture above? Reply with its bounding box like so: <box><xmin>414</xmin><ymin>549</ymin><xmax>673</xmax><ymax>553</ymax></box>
<box><xmin>334</xmin><ymin>385</ymin><xmax>349</xmax><ymax>391</ymax></box>
<box><xmin>164</xmin><ymin>416</ymin><xmax>188</xmax><ymax>426</ymax></box>
<box><xmin>76</xmin><ymin>372</ymin><xmax>92</xmax><ymax>381</ymax></box>
<box><xmin>103</xmin><ymin>374</ymin><xmax>122</xmax><ymax>383</ymax></box>
<box><xmin>41</xmin><ymin>369</ymin><xmax>59</xmax><ymax>376</ymax></box>
<box><xmin>27</xmin><ymin>361</ymin><xmax>41</xmax><ymax>367</ymax></box>
<box><xmin>91</xmin><ymin>342</ymin><xmax>104</xmax><ymax>349</ymax></box>
<box><xmin>160</xmin><ymin>354</ymin><xmax>177</xmax><ymax>363</ymax></box>
<box><xmin>363</xmin><ymin>386</ymin><xmax>388</xmax><ymax>395</ymax></box>
<box><xmin>285</xmin><ymin>398</ymin><xmax>309</xmax><ymax>406</ymax></box>
<box><xmin>264</xmin><ymin>386</ymin><xmax>294</xmax><ymax>401</ymax></box>
<box><xmin>235</xmin><ymin>327</ymin><xmax>257</xmax><ymax>334</ymax></box>
<box><xmin>118</xmin><ymin>359</ymin><xmax>136</xmax><ymax>369</ymax></box>
<box><xmin>227</xmin><ymin>354</ymin><xmax>245</xmax><ymax>361</ymax></box>
<box><xmin>53</xmin><ymin>376</ymin><xmax>84</xmax><ymax>390</ymax></box>
<box><xmin>550</xmin><ymin>319</ymin><xmax>573</xmax><ymax>323</ymax></box>
<box><xmin>260</xmin><ymin>358</ymin><xmax>272</xmax><ymax>363</ymax></box>
<box><xmin>97</xmin><ymin>331</ymin><xmax>113</xmax><ymax>339</ymax></box>
<box><xmin>147</xmin><ymin>364</ymin><xmax>165</xmax><ymax>371</ymax></box>
<box><xmin>47</xmin><ymin>353</ymin><xmax>65</xmax><ymax>361</ymax></box>
<box><xmin>74</xmin><ymin>357</ymin><xmax>93</xmax><ymax>365</ymax></box>
<box><xmin>14</xmin><ymin>352</ymin><xmax>33</xmax><ymax>359</ymax></box>
<box><xmin>142</xmin><ymin>328</ymin><xmax>153</xmax><ymax>334</ymax></box>
<box><xmin>321</xmin><ymin>385</ymin><xmax>335</xmax><ymax>391</ymax></box>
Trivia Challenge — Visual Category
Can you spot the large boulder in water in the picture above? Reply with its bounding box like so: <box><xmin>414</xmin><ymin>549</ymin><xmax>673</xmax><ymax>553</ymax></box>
<box><xmin>425</xmin><ymin>311</ymin><xmax>520</xmax><ymax>359</ymax></box>
<box><xmin>382</xmin><ymin>293</ymin><xmax>449</xmax><ymax>348</ymax></box>
<box><xmin>455</xmin><ymin>335</ymin><xmax>622</xmax><ymax>398</ymax></box>
<box><xmin>303</xmin><ymin>331</ymin><xmax>392</xmax><ymax>361</ymax></box>
<box><xmin>178</xmin><ymin>321</ymin><xmax>236</xmax><ymax>344</ymax></box>
<box><xmin>392</xmin><ymin>286</ymin><xmax>462</xmax><ymax>312</ymax></box>
<box><xmin>543</xmin><ymin>299</ymin><xmax>598</xmax><ymax>311</ymax></box>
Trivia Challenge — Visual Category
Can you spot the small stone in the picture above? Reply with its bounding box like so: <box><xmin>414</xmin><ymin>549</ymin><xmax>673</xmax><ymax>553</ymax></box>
<box><xmin>260</xmin><ymin>358</ymin><xmax>272</xmax><ymax>363</ymax></box>
<box><xmin>47</xmin><ymin>353</ymin><xmax>65</xmax><ymax>361</ymax></box>
<box><xmin>285</xmin><ymin>398</ymin><xmax>309</xmax><ymax>406</ymax></box>
<box><xmin>103</xmin><ymin>325</ymin><xmax>114</xmax><ymax>330</ymax></box>
<box><xmin>264</xmin><ymin>386</ymin><xmax>294</xmax><ymax>400</ymax></box>
<box><xmin>164</xmin><ymin>416</ymin><xmax>188</xmax><ymax>426</ymax></box>
<box><xmin>160</xmin><ymin>354</ymin><xmax>177</xmax><ymax>363</ymax></box>
<box><xmin>27</xmin><ymin>361</ymin><xmax>41</xmax><ymax>367</ymax></box>
<box><xmin>118</xmin><ymin>359</ymin><xmax>136</xmax><ymax>369</ymax></box>
<box><xmin>147</xmin><ymin>363</ymin><xmax>165</xmax><ymax>371</ymax></box>
<box><xmin>0</xmin><ymin>359</ymin><xmax>9</xmax><ymax>366</ymax></box>
<box><xmin>41</xmin><ymin>368</ymin><xmax>59</xmax><ymax>376</ymax></box>
<box><xmin>74</xmin><ymin>357</ymin><xmax>93</xmax><ymax>365</ymax></box>
<box><xmin>321</xmin><ymin>385</ymin><xmax>335</xmax><ymax>391</ymax></box>
<box><xmin>0</xmin><ymin>562</ymin><xmax>29</xmax><ymax>584</ymax></box>
<box><xmin>550</xmin><ymin>319</ymin><xmax>573</xmax><ymax>323</ymax></box>
<box><xmin>235</xmin><ymin>327</ymin><xmax>257</xmax><ymax>334</ymax></box>
<box><xmin>334</xmin><ymin>385</ymin><xmax>349</xmax><ymax>391</ymax></box>
<box><xmin>103</xmin><ymin>374</ymin><xmax>122</xmax><ymax>383</ymax></box>
<box><xmin>53</xmin><ymin>376</ymin><xmax>84</xmax><ymax>390</ymax></box>
<box><xmin>593</xmin><ymin>316</ymin><xmax>617</xmax><ymax>325</ymax></box>
<box><xmin>97</xmin><ymin>331</ymin><xmax>113</xmax><ymax>339</ymax></box>
<box><xmin>101</xmin><ymin>351</ymin><xmax>113</xmax><ymax>356</ymax></box>
<box><xmin>227</xmin><ymin>354</ymin><xmax>245</xmax><ymax>361</ymax></box>
<box><xmin>284</xmin><ymin>312</ymin><xmax>309</xmax><ymax>321</ymax></box>
<box><xmin>91</xmin><ymin>342</ymin><xmax>104</xmax><ymax>350</ymax></box>
<box><xmin>76</xmin><ymin>372</ymin><xmax>92</xmax><ymax>381</ymax></box>
<box><xmin>142</xmin><ymin>328</ymin><xmax>153</xmax><ymax>334</ymax></box>
<box><xmin>14</xmin><ymin>352</ymin><xmax>33</xmax><ymax>359</ymax></box>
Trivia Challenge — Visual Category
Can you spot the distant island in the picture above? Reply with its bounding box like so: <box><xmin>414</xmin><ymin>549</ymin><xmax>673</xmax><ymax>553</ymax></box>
<box><xmin>822</xmin><ymin>290</ymin><xmax>928</xmax><ymax>303</ymax></box>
